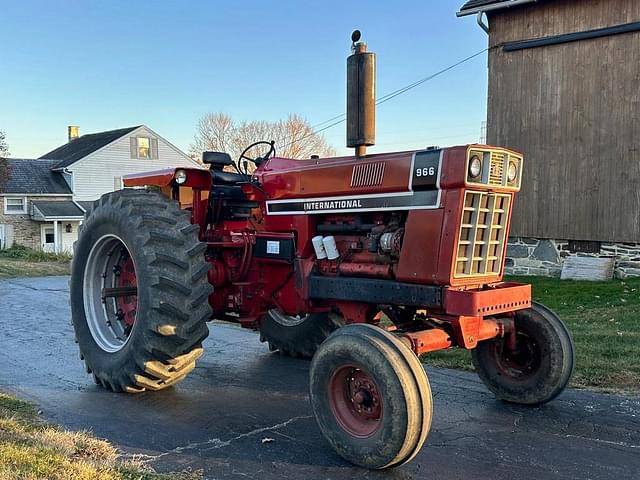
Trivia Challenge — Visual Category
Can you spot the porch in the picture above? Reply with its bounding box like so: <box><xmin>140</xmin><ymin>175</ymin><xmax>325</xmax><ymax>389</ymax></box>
<box><xmin>31</xmin><ymin>201</ymin><xmax>85</xmax><ymax>254</ymax></box>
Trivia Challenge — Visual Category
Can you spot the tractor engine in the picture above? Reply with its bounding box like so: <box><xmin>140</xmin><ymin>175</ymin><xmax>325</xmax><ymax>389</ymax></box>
<box><xmin>313</xmin><ymin>212</ymin><xmax>404</xmax><ymax>279</ymax></box>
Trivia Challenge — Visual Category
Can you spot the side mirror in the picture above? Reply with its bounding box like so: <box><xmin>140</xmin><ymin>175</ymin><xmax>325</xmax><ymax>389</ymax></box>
<box><xmin>202</xmin><ymin>151</ymin><xmax>233</xmax><ymax>170</ymax></box>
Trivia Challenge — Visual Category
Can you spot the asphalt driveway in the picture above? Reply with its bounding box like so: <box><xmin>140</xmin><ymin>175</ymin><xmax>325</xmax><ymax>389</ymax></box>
<box><xmin>0</xmin><ymin>276</ymin><xmax>638</xmax><ymax>479</ymax></box>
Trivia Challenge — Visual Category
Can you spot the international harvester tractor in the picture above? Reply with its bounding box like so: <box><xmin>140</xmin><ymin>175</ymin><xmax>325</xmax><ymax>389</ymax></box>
<box><xmin>71</xmin><ymin>32</ymin><xmax>575</xmax><ymax>469</ymax></box>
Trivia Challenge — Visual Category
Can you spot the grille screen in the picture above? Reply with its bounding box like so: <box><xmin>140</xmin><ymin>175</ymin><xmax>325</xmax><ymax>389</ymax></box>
<box><xmin>455</xmin><ymin>191</ymin><xmax>511</xmax><ymax>278</ymax></box>
<box><xmin>489</xmin><ymin>152</ymin><xmax>505</xmax><ymax>186</ymax></box>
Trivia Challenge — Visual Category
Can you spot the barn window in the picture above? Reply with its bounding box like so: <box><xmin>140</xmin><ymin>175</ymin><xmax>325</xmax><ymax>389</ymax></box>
<box><xmin>137</xmin><ymin>137</ymin><xmax>150</xmax><ymax>158</ymax></box>
<box><xmin>568</xmin><ymin>240</ymin><xmax>601</xmax><ymax>254</ymax></box>
<box><xmin>4</xmin><ymin>197</ymin><xmax>27</xmax><ymax>214</ymax></box>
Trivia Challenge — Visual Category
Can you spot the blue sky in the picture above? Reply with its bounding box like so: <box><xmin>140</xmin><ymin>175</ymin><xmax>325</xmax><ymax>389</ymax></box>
<box><xmin>0</xmin><ymin>0</ymin><xmax>488</xmax><ymax>158</ymax></box>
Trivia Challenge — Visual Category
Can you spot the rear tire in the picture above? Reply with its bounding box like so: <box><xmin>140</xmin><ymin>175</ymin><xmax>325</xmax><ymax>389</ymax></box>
<box><xmin>70</xmin><ymin>189</ymin><xmax>212</xmax><ymax>393</ymax></box>
<box><xmin>259</xmin><ymin>310</ymin><xmax>342</xmax><ymax>358</ymax></box>
<box><xmin>310</xmin><ymin>324</ymin><xmax>432</xmax><ymax>469</ymax></box>
<box><xmin>471</xmin><ymin>302</ymin><xmax>574</xmax><ymax>405</ymax></box>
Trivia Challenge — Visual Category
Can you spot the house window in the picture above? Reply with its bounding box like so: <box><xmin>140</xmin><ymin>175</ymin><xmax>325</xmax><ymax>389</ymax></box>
<box><xmin>137</xmin><ymin>137</ymin><xmax>150</xmax><ymax>158</ymax></box>
<box><xmin>4</xmin><ymin>197</ymin><xmax>27</xmax><ymax>214</ymax></box>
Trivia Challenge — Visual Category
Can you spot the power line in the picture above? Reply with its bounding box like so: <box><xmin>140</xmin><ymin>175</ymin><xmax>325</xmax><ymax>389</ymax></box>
<box><xmin>277</xmin><ymin>46</ymin><xmax>490</xmax><ymax>151</ymax></box>
<box><xmin>375</xmin><ymin>48</ymin><xmax>488</xmax><ymax>106</ymax></box>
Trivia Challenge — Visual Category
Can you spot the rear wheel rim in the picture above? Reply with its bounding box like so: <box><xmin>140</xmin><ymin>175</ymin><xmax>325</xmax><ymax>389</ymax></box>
<box><xmin>268</xmin><ymin>309</ymin><xmax>309</xmax><ymax>327</ymax></box>
<box><xmin>83</xmin><ymin>234</ymin><xmax>138</xmax><ymax>353</ymax></box>
<box><xmin>328</xmin><ymin>365</ymin><xmax>383</xmax><ymax>438</ymax></box>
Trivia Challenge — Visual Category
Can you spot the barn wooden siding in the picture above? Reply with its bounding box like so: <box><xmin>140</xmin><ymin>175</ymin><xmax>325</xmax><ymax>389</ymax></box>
<box><xmin>487</xmin><ymin>0</ymin><xmax>640</xmax><ymax>242</ymax></box>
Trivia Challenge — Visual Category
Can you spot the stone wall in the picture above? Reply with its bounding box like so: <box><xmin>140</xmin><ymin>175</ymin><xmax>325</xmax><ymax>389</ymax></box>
<box><xmin>0</xmin><ymin>197</ymin><xmax>40</xmax><ymax>249</ymax></box>
<box><xmin>506</xmin><ymin>237</ymin><xmax>640</xmax><ymax>279</ymax></box>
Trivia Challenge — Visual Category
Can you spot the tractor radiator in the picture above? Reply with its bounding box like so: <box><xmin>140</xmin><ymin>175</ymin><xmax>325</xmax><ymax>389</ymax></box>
<box><xmin>455</xmin><ymin>191</ymin><xmax>511</xmax><ymax>278</ymax></box>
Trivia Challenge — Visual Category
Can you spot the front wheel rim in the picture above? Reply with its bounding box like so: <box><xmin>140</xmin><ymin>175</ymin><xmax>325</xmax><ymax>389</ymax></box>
<box><xmin>328</xmin><ymin>365</ymin><xmax>383</xmax><ymax>438</ymax></box>
<box><xmin>83</xmin><ymin>234</ymin><xmax>139</xmax><ymax>353</ymax></box>
<box><xmin>493</xmin><ymin>331</ymin><xmax>542</xmax><ymax>379</ymax></box>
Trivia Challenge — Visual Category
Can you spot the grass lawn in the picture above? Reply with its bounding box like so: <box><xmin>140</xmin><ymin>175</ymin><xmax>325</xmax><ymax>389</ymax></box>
<box><xmin>0</xmin><ymin>245</ymin><xmax>70</xmax><ymax>278</ymax></box>
<box><xmin>422</xmin><ymin>276</ymin><xmax>640</xmax><ymax>393</ymax></box>
<box><xmin>0</xmin><ymin>392</ymin><xmax>200</xmax><ymax>480</ymax></box>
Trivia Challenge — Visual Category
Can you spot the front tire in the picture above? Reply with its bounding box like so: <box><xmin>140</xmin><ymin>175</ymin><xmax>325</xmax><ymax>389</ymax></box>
<box><xmin>70</xmin><ymin>189</ymin><xmax>212</xmax><ymax>393</ymax></box>
<box><xmin>310</xmin><ymin>324</ymin><xmax>432</xmax><ymax>469</ymax></box>
<box><xmin>471</xmin><ymin>302</ymin><xmax>575</xmax><ymax>405</ymax></box>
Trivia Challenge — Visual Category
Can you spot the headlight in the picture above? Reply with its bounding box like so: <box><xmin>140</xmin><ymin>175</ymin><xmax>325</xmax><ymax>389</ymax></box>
<box><xmin>507</xmin><ymin>160</ymin><xmax>518</xmax><ymax>183</ymax></box>
<box><xmin>175</xmin><ymin>170</ymin><xmax>187</xmax><ymax>185</ymax></box>
<box><xmin>468</xmin><ymin>155</ymin><xmax>482</xmax><ymax>179</ymax></box>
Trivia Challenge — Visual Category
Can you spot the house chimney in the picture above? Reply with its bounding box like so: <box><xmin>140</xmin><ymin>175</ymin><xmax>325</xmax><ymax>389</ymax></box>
<box><xmin>68</xmin><ymin>126</ymin><xmax>80</xmax><ymax>142</ymax></box>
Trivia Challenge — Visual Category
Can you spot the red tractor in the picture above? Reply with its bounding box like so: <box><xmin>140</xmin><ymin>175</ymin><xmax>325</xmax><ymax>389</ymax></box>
<box><xmin>70</xmin><ymin>33</ymin><xmax>574</xmax><ymax>469</ymax></box>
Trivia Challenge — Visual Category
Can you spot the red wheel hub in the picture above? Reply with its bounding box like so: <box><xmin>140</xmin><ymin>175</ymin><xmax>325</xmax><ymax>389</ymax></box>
<box><xmin>115</xmin><ymin>252</ymin><xmax>137</xmax><ymax>328</ymax></box>
<box><xmin>329</xmin><ymin>365</ymin><xmax>383</xmax><ymax>438</ymax></box>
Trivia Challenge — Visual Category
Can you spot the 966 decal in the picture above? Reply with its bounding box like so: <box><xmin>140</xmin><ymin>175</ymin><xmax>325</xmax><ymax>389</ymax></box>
<box><xmin>411</xmin><ymin>150</ymin><xmax>440</xmax><ymax>190</ymax></box>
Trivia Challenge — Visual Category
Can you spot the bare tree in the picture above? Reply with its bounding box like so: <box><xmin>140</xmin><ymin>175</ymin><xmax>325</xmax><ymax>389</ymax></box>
<box><xmin>189</xmin><ymin>113</ymin><xmax>336</xmax><ymax>168</ymax></box>
<box><xmin>0</xmin><ymin>131</ymin><xmax>10</xmax><ymax>191</ymax></box>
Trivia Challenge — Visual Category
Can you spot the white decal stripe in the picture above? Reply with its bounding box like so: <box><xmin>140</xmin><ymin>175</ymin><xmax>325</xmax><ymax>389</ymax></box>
<box><xmin>268</xmin><ymin>190</ymin><xmax>413</xmax><ymax>205</ymax></box>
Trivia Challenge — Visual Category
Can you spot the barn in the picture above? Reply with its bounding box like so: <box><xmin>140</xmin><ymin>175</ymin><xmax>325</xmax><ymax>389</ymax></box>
<box><xmin>457</xmin><ymin>0</ymin><xmax>640</xmax><ymax>278</ymax></box>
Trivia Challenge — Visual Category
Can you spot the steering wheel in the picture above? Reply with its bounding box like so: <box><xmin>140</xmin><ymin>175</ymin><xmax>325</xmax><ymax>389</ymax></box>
<box><xmin>238</xmin><ymin>141</ymin><xmax>276</xmax><ymax>175</ymax></box>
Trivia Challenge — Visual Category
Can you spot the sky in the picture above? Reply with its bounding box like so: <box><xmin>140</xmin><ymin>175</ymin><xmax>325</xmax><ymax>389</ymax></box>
<box><xmin>0</xmin><ymin>0</ymin><xmax>489</xmax><ymax>159</ymax></box>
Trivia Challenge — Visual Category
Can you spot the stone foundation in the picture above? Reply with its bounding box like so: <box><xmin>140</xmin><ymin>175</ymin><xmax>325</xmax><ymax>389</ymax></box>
<box><xmin>0</xmin><ymin>198</ymin><xmax>41</xmax><ymax>250</ymax></box>
<box><xmin>505</xmin><ymin>237</ymin><xmax>640</xmax><ymax>279</ymax></box>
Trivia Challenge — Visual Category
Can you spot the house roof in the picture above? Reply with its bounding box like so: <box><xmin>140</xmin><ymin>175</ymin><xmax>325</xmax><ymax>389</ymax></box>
<box><xmin>39</xmin><ymin>126</ymin><xmax>141</xmax><ymax>169</ymax></box>
<box><xmin>77</xmin><ymin>201</ymin><xmax>94</xmax><ymax>212</ymax></box>
<box><xmin>31</xmin><ymin>200</ymin><xmax>85</xmax><ymax>219</ymax></box>
<box><xmin>1</xmin><ymin>159</ymin><xmax>72</xmax><ymax>195</ymax></box>
<box><xmin>458</xmin><ymin>0</ymin><xmax>540</xmax><ymax>16</ymax></box>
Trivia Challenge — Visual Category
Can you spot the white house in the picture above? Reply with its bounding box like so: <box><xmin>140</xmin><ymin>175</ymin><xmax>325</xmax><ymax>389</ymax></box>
<box><xmin>0</xmin><ymin>125</ymin><xmax>201</xmax><ymax>253</ymax></box>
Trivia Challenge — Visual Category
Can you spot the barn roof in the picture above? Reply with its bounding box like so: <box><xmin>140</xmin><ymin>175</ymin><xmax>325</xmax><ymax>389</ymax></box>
<box><xmin>39</xmin><ymin>126</ymin><xmax>141</xmax><ymax>169</ymax></box>
<box><xmin>0</xmin><ymin>159</ymin><xmax>72</xmax><ymax>195</ymax></box>
<box><xmin>458</xmin><ymin>0</ymin><xmax>540</xmax><ymax>16</ymax></box>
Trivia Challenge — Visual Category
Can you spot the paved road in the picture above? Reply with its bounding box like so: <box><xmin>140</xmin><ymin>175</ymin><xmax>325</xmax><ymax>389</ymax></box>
<box><xmin>0</xmin><ymin>276</ymin><xmax>639</xmax><ymax>479</ymax></box>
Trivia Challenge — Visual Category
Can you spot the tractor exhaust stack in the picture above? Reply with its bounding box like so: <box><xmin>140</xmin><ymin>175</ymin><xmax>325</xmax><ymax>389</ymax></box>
<box><xmin>347</xmin><ymin>30</ymin><xmax>376</xmax><ymax>157</ymax></box>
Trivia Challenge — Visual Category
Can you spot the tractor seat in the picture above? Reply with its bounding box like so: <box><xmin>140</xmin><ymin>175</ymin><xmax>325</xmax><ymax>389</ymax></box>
<box><xmin>211</xmin><ymin>170</ymin><xmax>244</xmax><ymax>185</ymax></box>
<box><xmin>203</xmin><ymin>151</ymin><xmax>245</xmax><ymax>185</ymax></box>
<box><xmin>203</xmin><ymin>151</ymin><xmax>233</xmax><ymax>170</ymax></box>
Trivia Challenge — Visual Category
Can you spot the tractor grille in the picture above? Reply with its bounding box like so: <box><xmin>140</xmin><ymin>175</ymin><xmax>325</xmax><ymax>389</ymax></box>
<box><xmin>489</xmin><ymin>151</ymin><xmax>505</xmax><ymax>186</ymax></box>
<box><xmin>455</xmin><ymin>191</ymin><xmax>511</xmax><ymax>278</ymax></box>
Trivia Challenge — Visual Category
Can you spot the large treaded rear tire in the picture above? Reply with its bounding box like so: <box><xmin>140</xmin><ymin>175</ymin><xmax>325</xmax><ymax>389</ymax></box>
<box><xmin>259</xmin><ymin>310</ymin><xmax>342</xmax><ymax>358</ymax></box>
<box><xmin>70</xmin><ymin>188</ymin><xmax>212</xmax><ymax>393</ymax></box>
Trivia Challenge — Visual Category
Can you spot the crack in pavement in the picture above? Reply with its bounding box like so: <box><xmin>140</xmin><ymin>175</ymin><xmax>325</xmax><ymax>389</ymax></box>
<box><xmin>132</xmin><ymin>415</ymin><xmax>313</xmax><ymax>462</ymax></box>
<box><xmin>554</xmin><ymin>433</ymin><xmax>640</xmax><ymax>449</ymax></box>
<box><xmin>1</xmin><ymin>279</ymin><xmax>67</xmax><ymax>293</ymax></box>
